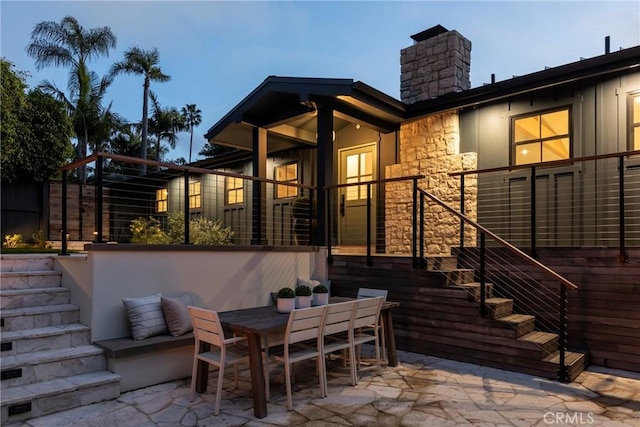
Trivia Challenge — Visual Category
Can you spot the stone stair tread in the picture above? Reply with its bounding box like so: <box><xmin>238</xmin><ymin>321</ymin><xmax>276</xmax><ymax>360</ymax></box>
<box><xmin>0</xmin><ymin>287</ymin><xmax>67</xmax><ymax>296</ymax></box>
<box><xmin>0</xmin><ymin>270</ymin><xmax>61</xmax><ymax>278</ymax></box>
<box><xmin>1</xmin><ymin>371</ymin><xmax>120</xmax><ymax>406</ymax></box>
<box><xmin>518</xmin><ymin>331</ymin><xmax>558</xmax><ymax>345</ymax></box>
<box><xmin>1</xmin><ymin>304</ymin><xmax>78</xmax><ymax>318</ymax></box>
<box><xmin>1</xmin><ymin>324</ymin><xmax>90</xmax><ymax>342</ymax></box>
<box><xmin>2</xmin><ymin>345</ymin><xmax>104</xmax><ymax>369</ymax></box>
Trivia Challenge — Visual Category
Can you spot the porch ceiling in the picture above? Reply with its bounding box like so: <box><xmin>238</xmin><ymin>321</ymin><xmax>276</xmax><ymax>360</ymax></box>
<box><xmin>204</xmin><ymin>76</ymin><xmax>406</xmax><ymax>153</ymax></box>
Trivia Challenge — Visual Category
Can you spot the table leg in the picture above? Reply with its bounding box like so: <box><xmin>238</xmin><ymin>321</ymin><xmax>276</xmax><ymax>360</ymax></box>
<box><xmin>246</xmin><ymin>332</ymin><xmax>267</xmax><ymax>418</ymax></box>
<box><xmin>195</xmin><ymin>342</ymin><xmax>210</xmax><ymax>393</ymax></box>
<box><xmin>381</xmin><ymin>311</ymin><xmax>398</xmax><ymax>367</ymax></box>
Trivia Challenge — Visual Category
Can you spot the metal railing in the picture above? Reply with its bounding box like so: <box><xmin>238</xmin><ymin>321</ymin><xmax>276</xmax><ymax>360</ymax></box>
<box><xmin>57</xmin><ymin>153</ymin><xmax>317</xmax><ymax>253</ymax></box>
<box><xmin>450</xmin><ymin>150</ymin><xmax>640</xmax><ymax>263</ymax></box>
<box><xmin>417</xmin><ymin>187</ymin><xmax>579</xmax><ymax>382</ymax></box>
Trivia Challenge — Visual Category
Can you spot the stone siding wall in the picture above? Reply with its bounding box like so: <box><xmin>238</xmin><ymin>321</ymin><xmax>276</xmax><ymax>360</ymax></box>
<box><xmin>400</xmin><ymin>30</ymin><xmax>471</xmax><ymax>104</ymax></box>
<box><xmin>385</xmin><ymin>112</ymin><xmax>477</xmax><ymax>255</ymax></box>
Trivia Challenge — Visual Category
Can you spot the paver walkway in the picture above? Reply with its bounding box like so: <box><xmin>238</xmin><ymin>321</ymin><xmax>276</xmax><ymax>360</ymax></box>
<box><xmin>8</xmin><ymin>350</ymin><xmax>640</xmax><ymax>426</ymax></box>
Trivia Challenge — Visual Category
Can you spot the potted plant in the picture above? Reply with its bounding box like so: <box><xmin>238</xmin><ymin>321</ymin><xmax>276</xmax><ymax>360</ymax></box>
<box><xmin>277</xmin><ymin>287</ymin><xmax>296</xmax><ymax>313</ymax></box>
<box><xmin>291</xmin><ymin>196</ymin><xmax>317</xmax><ymax>246</ymax></box>
<box><xmin>312</xmin><ymin>284</ymin><xmax>329</xmax><ymax>306</ymax></box>
<box><xmin>295</xmin><ymin>285</ymin><xmax>312</xmax><ymax>309</ymax></box>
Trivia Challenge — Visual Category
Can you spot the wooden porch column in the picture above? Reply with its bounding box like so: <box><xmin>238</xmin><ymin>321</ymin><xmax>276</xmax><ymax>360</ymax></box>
<box><xmin>252</xmin><ymin>127</ymin><xmax>267</xmax><ymax>245</ymax></box>
<box><xmin>316</xmin><ymin>106</ymin><xmax>333</xmax><ymax>246</ymax></box>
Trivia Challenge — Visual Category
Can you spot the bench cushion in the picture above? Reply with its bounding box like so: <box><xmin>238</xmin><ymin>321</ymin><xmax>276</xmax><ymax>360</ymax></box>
<box><xmin>95</xmin><ymin>333</ymin><xmax>194</xmax><ymax>359</ymax></box>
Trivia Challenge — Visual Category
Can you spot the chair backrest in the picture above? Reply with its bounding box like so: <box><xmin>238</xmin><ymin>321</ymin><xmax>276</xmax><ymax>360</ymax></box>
<box><xmin>357</xmin><ymin>287</ymin><xmax>388</xmax><ymax>301</ymax></box>
<box><xmin>352</xmin><ymin>296</ymin><xmax>384</xmax><ymax>329</ymax></box>
<box><xmin>284</xmin><ymin>305</ymin><xmax>327</xmax><ymax>346</ymax></box>
<box><xmin>188</xmin><ymin>306</ymin><xmax>225</xmax><ymax>347</ymax></box>
<box><xmin>324</xmin><ymin>300</ymin><xmax>357</xmax><ymax>336</ymax></box>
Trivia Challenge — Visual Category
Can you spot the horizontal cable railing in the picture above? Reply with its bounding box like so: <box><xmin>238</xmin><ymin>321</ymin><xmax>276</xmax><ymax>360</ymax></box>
<box><xmin>450</xmin><ymin>150</ymin><xmax>640</xmax><ymax>263</ymax></box>
<box><xmin>57</xmin><ymin>153</ymin><xmax>318</xmax><ymax>251</ymax></box>
<box><xmin>417</xmin><ymin>187</ymin><xmax>579</xmax><ymax>382</ymax></box>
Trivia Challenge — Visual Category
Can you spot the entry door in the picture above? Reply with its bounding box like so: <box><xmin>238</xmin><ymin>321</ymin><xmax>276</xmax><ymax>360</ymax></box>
<box><xmin>338</xmin><ymin>144</ymin><xmax>376</xmax><ymax>245</ymax></box>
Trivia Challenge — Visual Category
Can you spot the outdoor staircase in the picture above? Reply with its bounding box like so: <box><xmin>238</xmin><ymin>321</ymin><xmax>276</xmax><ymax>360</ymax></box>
<box><xmin>329</xmin><ymin>253</ymin><xmax>589</xmax><ymax>382</ymax></box>
<box><xmin>0</xmin><ymin>254</ymin><xmax>120</xmax><ymax>424</ymax></box>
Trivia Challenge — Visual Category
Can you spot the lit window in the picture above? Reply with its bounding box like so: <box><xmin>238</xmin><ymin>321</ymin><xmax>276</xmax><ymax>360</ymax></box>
<box><xmin>226</xmin><ymin>176</ymin><xmax>244</xmax><ymax>205</ymax></box>
<box><xmin>512</xmin><ymin>108</ymin><xmax>571</xmax><ymax>165</ymax></box>
<box><xmin>189</xmin><ymin>181</ymin><xmax>201</xmax><ymax>209</ymax></box>
<box><xmin>156</xmin><ymin>188</ymin><xmax>168</xmax><ymax>213</ymax></box>
<box><xmin>275</xmin><ymin>162</ymin><xmax>298</xmax><ymax>199</ymax></box>
<box><xmin>631</xmin><ymin>92</ymin><xmax>640</xmax><ymax>151</ymax></box>
<box><xmin>345</xmin><ymin>151</ymin><xmax>373</xmax><ymax>201</ymax></box>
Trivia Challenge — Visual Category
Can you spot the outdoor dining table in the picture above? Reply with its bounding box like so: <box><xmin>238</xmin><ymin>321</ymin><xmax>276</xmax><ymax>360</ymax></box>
<box><xmin>194</xmin><ymin>297</ymin><xmax>400</xmax><ymax>419</ymax></box>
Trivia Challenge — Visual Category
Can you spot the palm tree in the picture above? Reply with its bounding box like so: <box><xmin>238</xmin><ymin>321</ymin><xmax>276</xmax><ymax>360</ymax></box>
<box><xmin>181</xmin><ymin>104</ymin><xmax>202</xmax><ymax>163</ymax></box>
<box><xmin>110</xmin><ymin>47</ymin><xmax>170</xmax><ymax>174</ymax></box>
<box><xmin>148</xmin><ymin>92</ymin><xmax>185</xmax><ymax>161</ymax></box>
<box><xmin>26</xmin><ymin>15</ymin><xmax>117</xmax><ymax>182</ymax></box>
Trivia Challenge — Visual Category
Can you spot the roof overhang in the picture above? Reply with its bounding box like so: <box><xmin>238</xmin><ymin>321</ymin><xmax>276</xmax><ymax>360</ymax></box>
<box><xmin>203</xmin><ymin>76</ymin><xmax>406</xmax><ymax>152</ymax></box>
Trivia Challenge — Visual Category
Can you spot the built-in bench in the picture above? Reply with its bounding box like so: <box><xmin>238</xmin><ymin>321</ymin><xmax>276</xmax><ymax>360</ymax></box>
<box><xmin>95</xmin><ymin>333</ymin><xmax>195</xmax><ymax>392</ymax></box>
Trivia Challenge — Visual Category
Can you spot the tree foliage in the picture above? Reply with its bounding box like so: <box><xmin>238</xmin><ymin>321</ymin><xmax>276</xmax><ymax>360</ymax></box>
<box><xmin>198</xmin><ymin>143</ymin><xmax>237</xmax><ymax>158</ymax></box>
<box><xmin>181</xmin><ymin>103</ymin><xmax>202</xmax><ymax>163</ymax></box>
<box><xmin>1</xmin><ymin>59</ymin><xmax>74</xmax><ymax>183</ymax></box>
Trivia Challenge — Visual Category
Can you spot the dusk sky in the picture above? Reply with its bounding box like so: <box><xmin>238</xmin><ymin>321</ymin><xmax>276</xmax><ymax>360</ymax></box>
<box><xmin>2</xmin><ymin>1</ymin><xmax>639</xmax><ymax>162</ymax></box>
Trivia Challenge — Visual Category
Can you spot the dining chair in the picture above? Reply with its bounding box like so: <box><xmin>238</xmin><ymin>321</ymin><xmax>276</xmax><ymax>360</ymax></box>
<box><xmin>267</xmin><ymin>305</ymin><xmax>327</xmax><ymax>410</ymax></box>
<box><xmin>188</xmin><ymin>306</ymin><xmax>250</xmax><ymax>416</ymax></box>
<box><xmin>351</xmin><ymin>296</ymin><xmax>384</xmax><ymax>381</ymax></box>
<box><xmin>356</xmin><ymin>288</ymin><xmax>388</xmax><ymax>362</ymax></box>
<box><xmin>321</xmin><ymin>300</ymin><xmax>358</xmax><ymax>394</ymax></box>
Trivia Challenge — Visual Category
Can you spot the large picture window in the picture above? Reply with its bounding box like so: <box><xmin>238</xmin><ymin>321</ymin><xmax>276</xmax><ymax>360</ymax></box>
<box><xmin>156</xmin><ymin>188</ymin><xmax>168</xmax><ymax>213</ymax></box>
<box><xmin>226</xmin><ymin>176</ymin><xmax>244</xmax><ymax>205</ymax></box>
<box><xmin>512</xmin><ymin>108</ymin><xmax>571</xmax><ymax>165</ymax></box>
<box><xmin>189</xmin><ymin>181</ymin><xmax>201</xmax><ymax>209</ymax></box>
<box><xmin>274</xmin><ymin>162</ymin><xmax>298</xmax><ymax>199</ymax></box>
<box><xmin>630</xmin><ymin>92</ymin><xmax>640</xmax><ymax>151</ymax></box>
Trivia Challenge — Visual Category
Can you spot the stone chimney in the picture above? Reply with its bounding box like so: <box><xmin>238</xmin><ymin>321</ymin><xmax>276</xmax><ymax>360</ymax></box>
<box><xmin>400</xmin><ymin>25</ymin><xmax>472</xmax><ymax>104</ymax></box>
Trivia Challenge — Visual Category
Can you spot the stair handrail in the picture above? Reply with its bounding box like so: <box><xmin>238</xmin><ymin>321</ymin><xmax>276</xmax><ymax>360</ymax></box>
<box><xmin>417</xmin><ymin>186</ymin><xmax>578</xmax><ymax>382</ymax></box>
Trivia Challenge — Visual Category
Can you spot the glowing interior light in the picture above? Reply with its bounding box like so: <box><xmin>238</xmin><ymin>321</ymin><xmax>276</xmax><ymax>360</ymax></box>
<box><xmin>521</xmin><ymin>149</ymin><xmax>529</xmax><ymax>155</ymax></box>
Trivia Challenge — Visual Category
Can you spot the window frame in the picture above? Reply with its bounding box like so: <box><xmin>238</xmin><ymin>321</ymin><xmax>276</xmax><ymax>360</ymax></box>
<box><xmin>225</xmin><ymin>174</ymin><xmax>245</xmax><ymax>206</ymax></box>
<box><xmin>156</xmin><ymin>188</ymin><xmax>168</xmax><ymax>214</ymax></box>
<box><xmin>628</xmin><ymin>91</ymin><xmax>640</xmax><ymax>151</ymax></box>
<box><xmin>510</xmin><ymin>106</ymin><xmax>573</xmax><ymax>166</ymax></box>
<box><xmin>273</xmin><ymin>161</ymin><xmax>299</xmax><ymax>200</ymax></box>
<box><xmin>188</xmin><ymin>180</ymin><xmax>201</xmax><ymax>210</ymax></box>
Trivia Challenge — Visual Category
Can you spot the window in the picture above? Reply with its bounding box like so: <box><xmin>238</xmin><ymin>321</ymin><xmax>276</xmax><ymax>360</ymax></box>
<box><xmin>156</xmin><ymin>188</ymin><xmax>168</xmax><ymax>213</ymax></box>
<box><xmin>512</xmin><ymin>108</ymin><xmax>571</xmax><ymax>165</ymax></box>
<box><xmin>226</xmin><ymin>176</ymin><xmax>244</xmax><ymax>205</ymax></box>
<box><xmin>630</xmin><ymin>92</ymin><xmax>640</xmax><ymax>151</ymax></box>
<box><xmin>274</xmin><ymin>162</ymin><xmax>298</xmax><ymax>199</ymax></box>
<box><xmin>189</xmin><ymin>181</ymin><xmax>201</xmax><ymax>209</ymax></box>
<box><xmin>345</xmin><ymin>151</ymin><xmax>373</xmax><ymax>201</ymax></box>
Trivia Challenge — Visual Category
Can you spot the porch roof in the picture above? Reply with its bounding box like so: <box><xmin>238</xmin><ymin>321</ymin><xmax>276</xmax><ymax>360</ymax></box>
<box><xmin>203</xmin><ymin>76</ymin><xmax>407</xmax><ymax>152</ymax></box>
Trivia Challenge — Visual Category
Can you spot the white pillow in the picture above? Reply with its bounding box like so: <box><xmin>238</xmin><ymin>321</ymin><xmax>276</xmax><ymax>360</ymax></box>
<box><xmin>297</xmin><ymin>277</ymin><xmax>320</xmax><ymax>291</ymax></box>
<box><xmin>122</xmin><ymin>293</ymin><xmax>168</xmax><ymax>340</ymax></box>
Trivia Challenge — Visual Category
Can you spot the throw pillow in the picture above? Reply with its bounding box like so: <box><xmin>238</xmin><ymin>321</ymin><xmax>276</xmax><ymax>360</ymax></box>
<box><xmin>297</xmin><ymin>277</ymin><xmax>320</xmax><ymax>289</ymax></box>
<box><xmin>122</xmin><ymin>293</ymin><xmax>168</xmax><ymax>340</ymax></box>
<box><xmin>161</xmin><ymin>294</ymin><xmax>193</xmax><ymax>337</ymax></box>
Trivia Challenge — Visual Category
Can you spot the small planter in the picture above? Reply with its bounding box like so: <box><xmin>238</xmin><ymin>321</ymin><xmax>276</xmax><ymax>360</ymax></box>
<box><xmin>312</xmin><ymin>292</ymin><xmax>329</xmax><ymax>306</ymax></box>
<box><xmin>277</xmin><ymin>297</ymin><xmax>296</xmax><ymax>313</ymax></box>
<box><xmin>296</xmin><ymin>295</ymin><xmax>312</xmax><ymax>309</ymax></box>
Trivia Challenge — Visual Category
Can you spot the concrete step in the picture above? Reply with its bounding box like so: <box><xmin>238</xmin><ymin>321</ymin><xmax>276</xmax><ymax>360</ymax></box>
<box><xmin>1</xmin><ymin>287</ymin><xmax>70</xmax><ymax>310</ymax></box>
<box><xmin>494</xmin><ymin>313</ymin><xmax>536</xmax><ymax>337</ymax></box>
<box><xmin>485</xmin><ymin>297</ymin><xmax>514</xmax><ymax>318</ymax></box>
<box><xmin>1</xmin><ymin>324</ymin><xmax>91</xmax><ymax>356</ymax></box>
<box><xmin>0</xmin><ymin>271</ymin><xmax>62</xmax><ymax>290</ymax></box>
<box><xmin>0</xmin><ymin>255</ymin><xmax>55</xmax><ymax>273</ymax></box>
<box><xmin>1</xmin><ymin>346</ymin><xmax>106</xmax><ymax>389</ymax></box>
<box><xmin>517</xmin><ymin>331</ymin><xmax>559</xmax><ymax>358</ymax></box>
<box><xmin>1</xmin><ymin>304</ymin><xmax>80</xmax><ymax>333</ymax></box>
<box><xmin>449</xmin><ymin>282</ymin><xmax>494</xmax><ymax>301</ymax></box>
<box><xmin>0</xmin><ymin>370</ymin><xmax>120</xmax><ymax>424</ymax></box>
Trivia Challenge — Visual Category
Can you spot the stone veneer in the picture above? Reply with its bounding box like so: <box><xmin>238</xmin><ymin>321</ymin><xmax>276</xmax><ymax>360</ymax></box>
<box><xmin>385</xmin><ymin>111</ymin><xmax>477</xmax><ymax>255</ymax></box>
<box><xmin>400</xmin><ymin>29</ymin><xmax>471</xmax><ymax>104</ymax></box>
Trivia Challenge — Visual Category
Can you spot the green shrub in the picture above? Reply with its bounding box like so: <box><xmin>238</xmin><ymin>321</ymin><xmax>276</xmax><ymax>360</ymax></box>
<box><xmin>295</xmin><ymin>285</ymin><xmax>312</xmax><ymax>297</ymax></box>
<box><xmin>130</xmin><ymin>217</ymin><xmax>171</xmax><ymax>244</ymax></box>
<box><xmin>3</xmin><ymin>234</ymin><xmax>22</xmax><ymax>248</ymax></box>
<box><xmin>130</xmin><ymin>211</ymin><xmax>233</xmax><ymax>245</ymax></box>
<box><xmin>32</xmin><ymin>230</ymin><xmax>52</xmax><ymax>249</ymax></box>
<box><xmin>313</xmin><ymin>284</ymin><xmax>328</xmax><ymax>294</ymax></box>
<box><xmin>277</xmin><ymin>287</ymin><xmax>295</xmax><ymax>298</ymax></box>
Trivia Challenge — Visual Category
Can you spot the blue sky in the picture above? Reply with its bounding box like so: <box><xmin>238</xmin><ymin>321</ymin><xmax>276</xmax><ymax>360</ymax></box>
<box><xmin>2</xmin><ymin>1</ymin><xmax>639</xmax><ymax>162</ymax></box>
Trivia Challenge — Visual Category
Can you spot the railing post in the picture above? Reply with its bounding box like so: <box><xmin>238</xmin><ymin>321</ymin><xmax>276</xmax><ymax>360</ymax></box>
<box><xmin>308</xmin><ymin>190</ymin><xmax>315</xmax><ymax>246</ymax></box>
<box><xmin>59</xmin><ymin>170</ymin><xmax>69</xmax><ymax>256</ymax></box>
<box><xmin>366</xmin><ymin>183</ymin><xmax>372</xmax><ymax>266</ymax></box>
<box><xmin>479</xmin><ymin>233</ymin><xmax>488</xmax><ymax>317</ymax></box>
<box><xmin>95</xmin><ymin>155</ymin><xmax>103</xmax><ymax>243</ymax></box>
<box><xmin>326</xmin><ymin>187</ymin><xmax>333</xmax><ymax>265</ymax></box>
<box><xmin>183</xmin><ymin>169</ymin><xmax>190</xmax><ymax>244</ymax></box>
<box><xmin>618</xmin><ymin>156</ymin><xmax>629</xmax><ymax>263</ymax></box>
<box><xmin>460</xmin><ymin>174</ymin><xmax>465</xmax><ymax>251</ymax></box>
<box><xmin>530</xmin><ymin>166</ymin><xmax>537</xmax><ymax>259</ymax></box>
<box><xmin>412</xmin><ymin>178</ymin><xmax>418</xmax><ymax>268</ymax></box>
<box><xmin>558</xmin><ymin>284</ymin><xmax>570</xmax><ymax>382</ymax></box>
<box><xmin>419</xmin><ymin>192</ymin><xmax>425</xmax><ymax>267</ymax></box>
